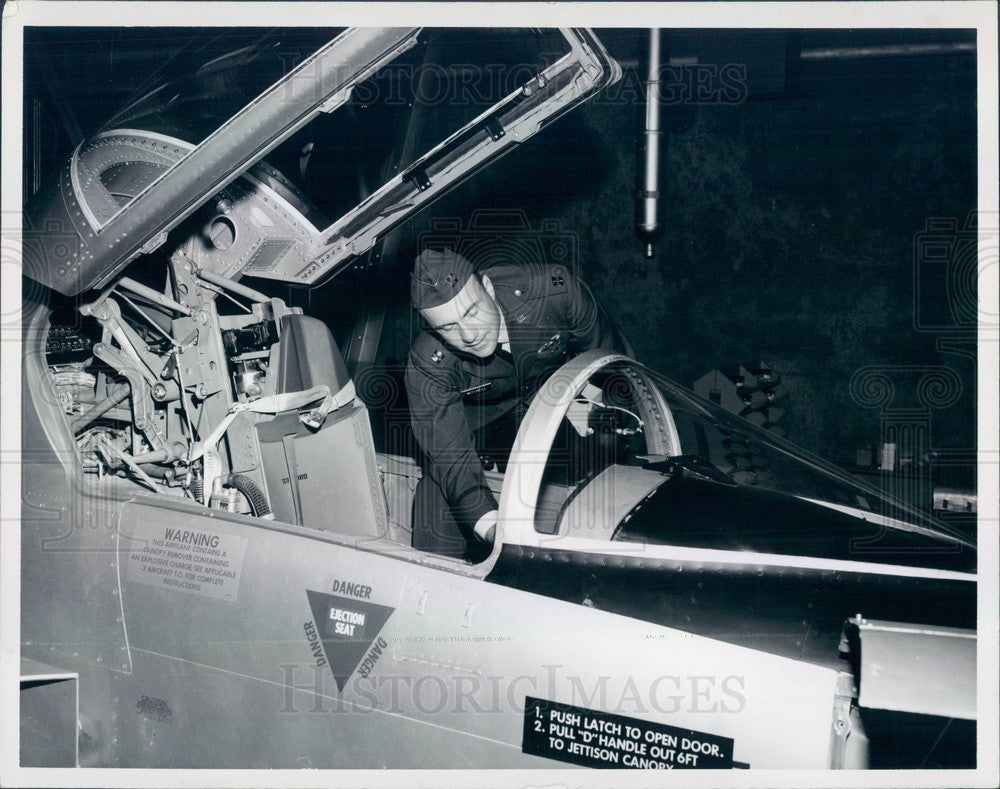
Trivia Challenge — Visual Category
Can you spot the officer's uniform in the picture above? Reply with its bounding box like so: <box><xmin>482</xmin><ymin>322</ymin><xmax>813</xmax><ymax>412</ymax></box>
<box><xmin>405</xmin><ymin>254</ymin><xmax>623</xmax><ymax>558</ymax></box>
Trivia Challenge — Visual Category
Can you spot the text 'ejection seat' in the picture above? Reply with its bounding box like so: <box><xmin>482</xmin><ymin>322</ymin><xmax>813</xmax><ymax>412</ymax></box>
<box><xmin>254</xmin><ymin>314</ymin><xmax>388</xmax><ymax>537</ymax></box>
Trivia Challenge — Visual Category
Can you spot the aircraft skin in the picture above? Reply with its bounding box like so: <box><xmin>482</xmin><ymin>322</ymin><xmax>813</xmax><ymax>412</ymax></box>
<box><xmin>19</xmin><ymin>291</ymin><xmax>977</xmax><ymax>771</ymax></box>
<box><xmin>20</xmin><ymin>355</ymin><xmax>840</xmax><ymax>769</ymax></box>
<box><xmin>18</xmin><ymin>26</ymin><xmax>976</xmax><ymax>771</ymax></box>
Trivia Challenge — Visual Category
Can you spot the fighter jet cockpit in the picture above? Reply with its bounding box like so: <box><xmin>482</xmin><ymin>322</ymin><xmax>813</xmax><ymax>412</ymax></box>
<box><xmin>17</xmin><ymin>21</ymin><xmax>979</xmax><ymax>772</ymax></box>
<box><xmin>30</xmin><ymin>18</ymin><xmax>971</xmax><ymax>565</ymax></box>
<box><xmin>26</xmin><ymin>23</ymin><xmax>971</xmax><ymax>571</ymax></box>
<box><xmin>27</xmin><ymin>26</ymin><xmax>624</xmax><ymax>549</ymax></box>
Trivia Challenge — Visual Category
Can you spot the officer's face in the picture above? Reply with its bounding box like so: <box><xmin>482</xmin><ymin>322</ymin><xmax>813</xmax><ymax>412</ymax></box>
<box><xmin>420</xmin><ymin>275</ymin><xmax>501</xmax><ymax>358</ymax></box>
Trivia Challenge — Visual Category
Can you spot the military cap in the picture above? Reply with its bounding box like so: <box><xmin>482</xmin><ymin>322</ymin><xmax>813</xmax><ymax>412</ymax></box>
<box><xmin>411</xmin><ymin>249</ymin><xmax>475</xmax><ymax>310</ymax></box>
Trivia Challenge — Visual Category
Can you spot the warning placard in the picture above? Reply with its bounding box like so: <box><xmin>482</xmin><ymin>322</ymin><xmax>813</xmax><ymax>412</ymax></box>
<box><xmin>126</xmin><ymin>526</ymin><xmax>248</xmax><ymax>602</ymax></box>
<box><xmin>522</xmin><ymin>696</ymin><xmax>734</xmax><ymax>769</ymax></box>
<box><xmin>305</xmin><ymin>590</ymin><xmax>395</xmax><ymax>692</ymax></box>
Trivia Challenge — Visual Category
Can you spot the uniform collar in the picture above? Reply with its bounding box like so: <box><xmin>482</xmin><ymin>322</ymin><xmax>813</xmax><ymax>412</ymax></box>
<box><xmin>497</xmin><ymin>305</ymin><xmax>510</xmax><ymax>350</ymax></box>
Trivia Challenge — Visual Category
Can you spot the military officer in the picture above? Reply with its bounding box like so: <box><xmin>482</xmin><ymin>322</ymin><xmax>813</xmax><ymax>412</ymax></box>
<box><xmin>405</xmin><ymin>248</ymin><xmax>625</xmax><ymax>560</ymax></box>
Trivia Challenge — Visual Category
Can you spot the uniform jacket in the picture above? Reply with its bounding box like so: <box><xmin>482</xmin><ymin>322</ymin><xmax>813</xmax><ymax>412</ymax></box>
<box><xmin>405</xmin><ymin>262</ymin><xmax>624</xmax><ymax>533</ymax></box>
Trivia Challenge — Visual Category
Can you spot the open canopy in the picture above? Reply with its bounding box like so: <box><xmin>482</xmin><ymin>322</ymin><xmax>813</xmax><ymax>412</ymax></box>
<box><xmin>25</xmin><ymin>28</ymin><xmax>621</xmax><ymax>297</ymax></box>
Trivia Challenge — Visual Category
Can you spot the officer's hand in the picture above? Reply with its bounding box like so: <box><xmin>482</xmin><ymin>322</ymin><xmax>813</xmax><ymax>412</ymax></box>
<box><xmin>473</xmin><ymin>510</ymin><xmax>498</xmax><ymax>545</ymax></box>
<box><xmin>467</xmin><ymin>511</ymin><xmax>498</xmax><ymax>563</ymax></box>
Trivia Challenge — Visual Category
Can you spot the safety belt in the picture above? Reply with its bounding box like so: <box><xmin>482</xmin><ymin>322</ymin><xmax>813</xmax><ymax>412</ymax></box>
<box><xmin>189</xmin><ymin>382</ymin><xmax>356</xmax><ymax>463</ymax></box>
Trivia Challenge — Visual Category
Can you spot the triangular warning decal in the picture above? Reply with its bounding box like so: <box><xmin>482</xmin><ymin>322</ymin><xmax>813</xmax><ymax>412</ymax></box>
<box><xmin>306</xmin><ymin>590</ymin><xmax>395</xmax><ymax>692</ymax></box>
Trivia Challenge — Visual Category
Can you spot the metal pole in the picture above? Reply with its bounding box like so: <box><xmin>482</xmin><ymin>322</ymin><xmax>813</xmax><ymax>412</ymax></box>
<box><xmin>635</xmin><ymin>28</ymin><xmax>664</xmax><ymax>260</ymax></box>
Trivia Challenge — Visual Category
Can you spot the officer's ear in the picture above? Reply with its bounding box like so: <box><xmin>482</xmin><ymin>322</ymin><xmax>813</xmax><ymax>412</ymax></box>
<box><xmin>480</xmin><ymin>274</ymin><xmax>496</xmax><ymax>300</ymax></box>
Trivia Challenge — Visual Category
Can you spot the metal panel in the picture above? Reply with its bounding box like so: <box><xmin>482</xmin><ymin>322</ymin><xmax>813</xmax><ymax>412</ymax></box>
<box><xmin>856</xmin><ymin>618</ymin><xmax>976</xmax><ymax>719</ymax></box>
<box><xmin>255</xmin><ymin>406</ymin><xmax>388</xmax><ymax>536</ymax></box>
<box><xmin>21</xmin><ymin>332</ymin><xmax>134</xmax><ymax>679</ymax></box>
<box><xmin>115</xmin><ymin>501</ymin><xmax>840</xmax><ymax>768</ymax></box>
<box><xmin>20</xmin><ymin>658</ymin><xmax>79</xmax><ymax>767</ymax></box>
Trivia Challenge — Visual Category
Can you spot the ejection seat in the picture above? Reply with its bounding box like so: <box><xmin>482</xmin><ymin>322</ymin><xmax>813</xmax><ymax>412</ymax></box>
<box><xmin>253</xmin><ymin>314</ymin><xmax>388</xmax><ymax>539</ymax></box>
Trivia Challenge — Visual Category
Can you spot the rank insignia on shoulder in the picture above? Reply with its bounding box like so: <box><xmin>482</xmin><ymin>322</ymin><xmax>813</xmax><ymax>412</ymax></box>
<box><xmin>431</xmin><ymin>350</ymin><xmax>445</xmax><ymax>364</ymax></box>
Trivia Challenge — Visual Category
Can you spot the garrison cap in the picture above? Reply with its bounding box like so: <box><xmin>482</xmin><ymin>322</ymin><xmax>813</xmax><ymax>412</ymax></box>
<box><xmin>411</xmin><ymin>249</ymin><xmax>475</xmax><ymax>310</ymax></box>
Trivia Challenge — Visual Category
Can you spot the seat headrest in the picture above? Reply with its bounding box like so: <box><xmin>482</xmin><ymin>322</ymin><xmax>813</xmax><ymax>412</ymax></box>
<box><xmin>276</xmin><ymin>314</ymin><xmax>352</xmax><ymax>397</ymax></box>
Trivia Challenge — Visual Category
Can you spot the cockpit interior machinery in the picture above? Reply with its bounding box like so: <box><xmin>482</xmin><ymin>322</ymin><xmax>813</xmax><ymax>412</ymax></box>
<box><xmin>17</xmin><ymin>25</ymin><xmax>978</xmax><ymax>773</ymax></box>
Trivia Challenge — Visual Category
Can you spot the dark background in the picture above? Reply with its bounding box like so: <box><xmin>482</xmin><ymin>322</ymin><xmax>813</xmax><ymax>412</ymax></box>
<box><xmin>23</xmin><ymin>27</ymin><xmax>978</xmax><ymax>491</ymax></box>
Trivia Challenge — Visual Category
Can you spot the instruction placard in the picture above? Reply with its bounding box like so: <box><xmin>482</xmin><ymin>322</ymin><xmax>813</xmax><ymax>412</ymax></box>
<box><xmin>127</xmin><ymin>526</ymin><xmax>248</xmax><ymax>602</ymax></box>
<box><xmin>522</xmin><ymin>696</ymin><xmax>734</xmax><ymax>769</ymax></box>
